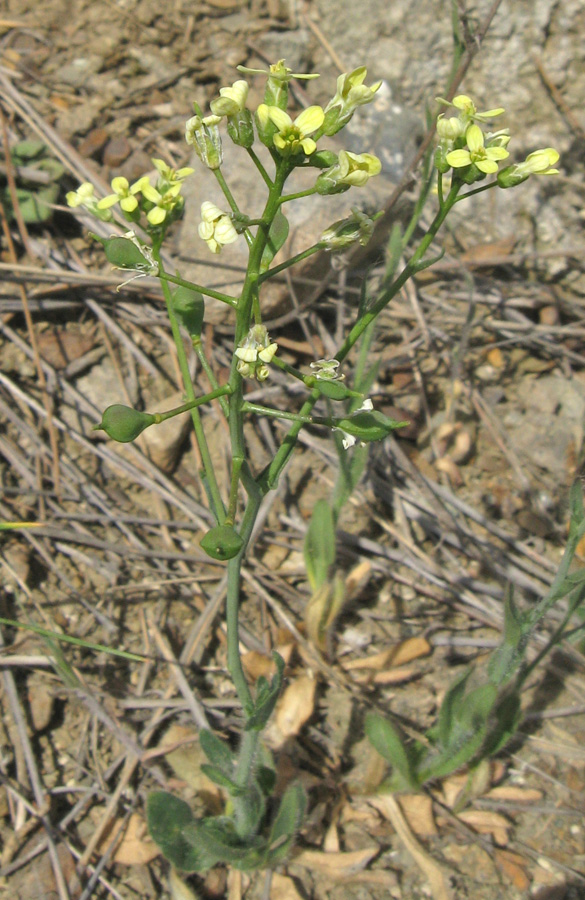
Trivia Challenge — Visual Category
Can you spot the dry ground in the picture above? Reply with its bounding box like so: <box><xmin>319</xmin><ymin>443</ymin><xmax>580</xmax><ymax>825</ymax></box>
<box><xmin>1</xmin><ymin>2</ymin><xmax>585</xmax><ymax>899</ymax></box>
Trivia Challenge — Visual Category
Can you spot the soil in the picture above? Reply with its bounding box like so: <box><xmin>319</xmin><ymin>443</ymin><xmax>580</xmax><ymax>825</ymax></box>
<box><xmin>1</xmin><ymin>2</ymin><xmax>585</xmax><ymax>900</ymax></box>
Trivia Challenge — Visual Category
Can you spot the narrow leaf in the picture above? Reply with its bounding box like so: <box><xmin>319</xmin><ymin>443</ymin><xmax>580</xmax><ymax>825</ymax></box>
<box><xmin>304</xmin><ymin>499</ymin><xmax>336</xmax><ymax>591</ymax></box>
<box><xmin>365</xmin><ymin>713</ymin><xmax>419</xmax><ymax>789</ymax></box>
<box><xmin>260</xmin><ymin>210</ymin><xmax>289</xmax><ymax>272</ymax></box>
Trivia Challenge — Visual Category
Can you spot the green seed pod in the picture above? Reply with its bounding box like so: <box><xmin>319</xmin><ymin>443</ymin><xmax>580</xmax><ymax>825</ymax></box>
<box><xmin>314</xmin><ymin>380</ymin><xmax>352</xmax><ymax>400</ymax></box>
<box><xmin>336</xmin><ymin>409</ymin><xmax>408</xmax><ymax>442</ymax></box>
<box><xmin>171</xmin><ymin>286</ymin><xmax>205</xmax><ymax>337</ymax></box>
<box><xmin>200</xmin><ymin>525</ymin><xmax>244</xmax><ymax>561</ymax></box>
<box><xmin>94</xmin><ymin>236</ymin><xmax>153</xmax><ymax>270</ymax></box>
<box><xmin>227</xmin><ymin>108</ymin><xmax>255</xmax><ymax>148</ymax></box>
<box><xmin>95</xmin><ymin>404</ymin><xmax>155</xmax><ymax>442</ymax></box>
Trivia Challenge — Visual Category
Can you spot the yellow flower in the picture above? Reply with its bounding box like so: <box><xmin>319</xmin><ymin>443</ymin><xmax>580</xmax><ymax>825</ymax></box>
<box><xmin>259</xmin><ymin>104</ymin><xmax>324</xmax><ymax>156</ymax></box>
<box><xmin>446</xmin><ymin>124</ymin><xmax>509</xmax><ymax>174</ymax></box>
<box><xmin>441</xmin><ymin>94</ymin><xmax>505</xmax><ymax>124</ymax></box>
<box><xmin>66</xmin><ymin>182</ymin><xmax>96</xmax><ymax>208</ymax></box>
<box><xmin>133</xmin><ymin>177</ymin><xmax>183</xmax><ymax>226</ymax></box>
<box><xmin>97</xmin><ymin>176</ymin><xmax>142</xmax><ymax>213</ymax></box>
<box><xmin>198</xmin><ymin>201</ymin><xmax>238</xmax><ymax>254</ymax></box>
<box><xmin>210</xmin><ymin>80</ymin><xmax>249</xmax><ymax>117</ymax></box>
<box><xmin>151</xmin><ymin>158</ymin><xmax>194</xmax><ymax>186</ymax></box>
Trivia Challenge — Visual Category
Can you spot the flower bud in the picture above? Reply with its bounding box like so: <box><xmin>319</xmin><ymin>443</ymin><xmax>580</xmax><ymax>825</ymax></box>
<box><xmin>436</xmin><ymin>115</ymin><xmax>465</xmax><ymax>141</ymax></box>
<box><xmin>95</xmin><ymin>404</ymin><xmax>155</xmax><ymax>442</ymax></box>
<box><xmin>322</xmin><ymin>67</ymin><xmax>382</xmax><ymax>136</ymax></box>
<box><xmin>316</xmin><ymin>150</ymin><xmax>381</xmax><ymax>194</ymax></box>
<box><xmin>210</xmin><ymin>80</ymin><xmax>249</xmax><ymax>117</ymax></box>
<box><xmin>255</xmin><ymin>103</ymin><xmax>279</xmax><ymax>148</ymax></box>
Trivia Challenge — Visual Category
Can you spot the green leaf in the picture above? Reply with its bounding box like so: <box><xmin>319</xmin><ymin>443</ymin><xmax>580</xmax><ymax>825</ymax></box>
<box><xmin>11</xmin><ymin>139</ymin><xmax>46</xmax><ymax>161</ymax></box>
<box><xmin>246</xmin><ymin>652</ymin><xmax>285</xmax><ymax>731</ymax></box>
<box><xmin>437</xmin><ymin>669</ymin><xmax>471</xmax><ymax>748</ymax></box>
<box><xmin>172</xmin><ymin>286</ymin><xmax>205</xmax><ymax>337</ymax></box>
<box><xmin>94</xmin><ymin>404</ymin><xmax>155</xmax><ymax>442</ymax></box>
<box><xmin>482</xmin><ymin>691</ymin><xmax>522</xmax><ymax>758</ymax></box>
<box><xmin>199</xmin><ymin>729</ymin><xmax>235</xmax><ymax>773</ymax></box>
<box><xmin>265</xmin><ymin>783</ymin><xmax>306</xmax><ymax>865</ymax></box>
<box><xmin>260</xmin><ymin>210</ymin><xmax>289</xmax><ymax>272</ymax></box>
<box><xmin>147</xmin><ymin>792</ymin><xmax>204</xmax><ymax>872</ymax></box>
<box><xmin>7</xmin><ymin>184</ymin><xmax>59</xmax><ymax>224</ymax></box>
<box><xmin>184</xmin><ymin>816</ymin><xmax>264</xmax><ymax>866</ymax></box>
<box><xmin>420</xmin><ymin>683</ymin><xmax>499</xmax><ymax>783</ymax></box>
<box><xmin>200</xmin><ymin>764</ymin><xmax>244</xmax><ymax>795</ymax></box>
<box><xmin>304</xmin><ymin>499</ymin><xmax>336</xmax><ymax>591</ymax></box>
<box><xmin>457</xmin><ymin>683</ymin><xmax>498</xmax><ymax>731</ymax></box>
<box><xmin>365</xmin><ymin>713</ymin><xmax>419</xmax><ymax>789</ymax></box>
<box><xmin>255</xmin><ymin>764</ymin><xmax>277</xmax><ymax>796</ymax></box>
<box><xmin>200</xmin><ymin>525</ymin><xmax>244</xmax><ymax>561</ymax></box>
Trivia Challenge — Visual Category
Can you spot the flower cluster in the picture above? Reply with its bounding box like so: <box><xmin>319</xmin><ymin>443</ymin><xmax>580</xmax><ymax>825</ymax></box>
<box><xmin>198</xmin><ymin>202</ymin><xmax>238</xmax><ymax>254</ymax></box>
<box><xmin>67</xmin><ymin>158</ymin><xmax>193</xmax><ymax>229</ymax></box>
<box><xmin>235</xmin><ymin>325</ymin><xmax>278</xmax><ymax>381</ymax></box>
<box><xmin>65</xmin><ymin>182</ymin><xmax>113</xmax><ymax>222</ymax></box>
<box><xmin>435</xmin><ymin>94</ymin><xmax>560</xmax><ymax>187</ymax></box>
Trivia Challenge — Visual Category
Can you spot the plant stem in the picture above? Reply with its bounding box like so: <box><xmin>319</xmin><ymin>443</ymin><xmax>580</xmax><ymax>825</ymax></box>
<box><xmin>258</xmin><ymin>183</ymin><xmax>462</xmax><ymax>493</ymax></box>
<box><xmin>258</xmin><ymin>243</ymin><xmax>322</xmax><ymax>283</ymax></box>
<box><xmin>156</xmin><ymin>253</ymin><xmax>226</xmax><ymax>522</ymax></box>
<box><xmin>158</xmin><ymin>271</ymin><xmax>238</xmax><ymax>307</ymax></box>
<box><xmin>153</xmin><ymin>385</ymin><xmax>232</xmax><ymax>423</ymax></box>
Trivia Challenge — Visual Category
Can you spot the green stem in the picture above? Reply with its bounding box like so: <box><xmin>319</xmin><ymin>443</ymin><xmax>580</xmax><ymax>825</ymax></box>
<box><xmin>279</xmin><ymin>186</ymin><xmax>319</xmax><ymax>203</ymax></box>
<box><xmin>192</xmin><ymin>339</ymin><xmax>230</xmax><ymax>417</ymax></box>
<box><xmin>158</xmin><ymin>271</ymin><xmax>238</xmax><ymax>307</ymax></box>
<box><xmin>247</xmin><ymin>146</ymin><xmax>273</xmax><ymax>189</ymax></box>
<box><xmin>226</xmin><ymin>457</ymin><xmax>244</xmax><ymax>523</ymax></box>
<box><xmin>454</xmin><ymin>180</ymin><xmax>498</xmax><ymax>202</ymax></box>
<box><xmin>241</xmin><ymin>401</ymin><xmax>317</xmax><ymax>425</ymax></box>
<box><xmin>214</xmin><ymin>168</ymin><xmax>253</xmax><ymax>248</ymax></box>
<box><xmin>225</xmin><ymin>489</ymin><xmax>262</xmax><ymax>714</ymax></box>
<box><xmin>224</xmin><ymin>158</ymin><xmax>292</xmax><ymax>721</ymax></box>
<box><xmin>258</xmin><ymin>243</ymin><xmax>322</xmax><ymax>283</ymax></box>
<box><xmin>156</xmin><ymin>252</ymin><xmax>226</xmax><ymax>522</ymax></box>
<box><xmin>258</xmin><ymin>182</ymin><xmax>462</xmax><ymax>493</ymax></box>
<box><xmin>152</xmin><ymin>385</ymin><xmax>232</xmax><ymax>423</ymax></box>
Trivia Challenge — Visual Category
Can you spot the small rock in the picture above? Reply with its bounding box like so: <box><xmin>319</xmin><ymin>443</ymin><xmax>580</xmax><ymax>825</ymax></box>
<box><xmin>103</xmin><ymin>135</ymin><xmax>132</xmax><ymax>168</ymax></box>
